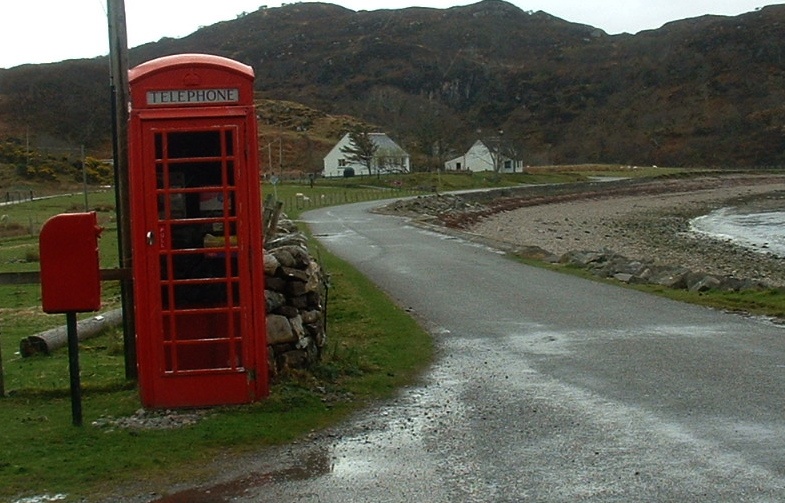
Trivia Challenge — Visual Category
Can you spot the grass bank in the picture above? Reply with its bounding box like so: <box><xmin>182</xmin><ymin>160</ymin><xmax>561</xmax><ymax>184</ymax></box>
<box><xmin>516</xmin><ymin>257</ymin><xmax>785</xmax><ymax>321</ymax></box>
<box><xmin>0</xmin><ymin>181</ymin><xmax>434</xmax><ymax>501</ymax></box>
<box><xmin>0</xmin><ymin>240</ymin><xmax>432</xmax><ymax>501</ymax></box>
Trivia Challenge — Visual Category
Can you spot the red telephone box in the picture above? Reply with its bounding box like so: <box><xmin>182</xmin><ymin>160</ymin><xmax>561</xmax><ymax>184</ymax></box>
<box><xmin>128</xmin><ymin>54</ymin><xmax>268</xmax><ymax>408</ymax></box>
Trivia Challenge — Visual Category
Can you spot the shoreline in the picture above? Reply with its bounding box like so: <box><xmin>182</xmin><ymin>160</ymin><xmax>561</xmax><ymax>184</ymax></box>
<box><xmin>468</xmin><ymin>180</ymin><xmax>785</xmax><ymax>287</ymax></box>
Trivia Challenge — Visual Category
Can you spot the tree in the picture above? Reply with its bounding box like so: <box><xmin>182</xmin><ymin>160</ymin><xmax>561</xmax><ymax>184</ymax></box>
<box><xmin>341</xmin><ymin>128</ymin><xmax>378</xmax><ymax>177</ymax></box>
<box><xmin>477</xmin><ymin>129</ymin><xmax>506</xmax><ymax>174</ymax></box>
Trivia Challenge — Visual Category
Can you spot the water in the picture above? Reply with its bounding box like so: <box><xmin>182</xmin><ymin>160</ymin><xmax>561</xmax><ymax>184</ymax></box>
<box><xmin>690</xmin><ymin>207</ymin><xmax>785</xmax><ymax>257</ymax></box>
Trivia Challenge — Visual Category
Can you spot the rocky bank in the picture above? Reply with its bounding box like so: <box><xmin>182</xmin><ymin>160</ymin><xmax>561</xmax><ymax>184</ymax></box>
<box><xmin>381</xmin><ymin>174</ymin><xmax>785</xmax><ymax>290</ymax></box>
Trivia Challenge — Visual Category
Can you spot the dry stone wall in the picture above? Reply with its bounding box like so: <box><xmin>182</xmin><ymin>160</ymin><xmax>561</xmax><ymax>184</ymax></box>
<box><xmin>264</xmin><ymin>217</ymin><xmax>327</xmax><ymax>379</ymax></box>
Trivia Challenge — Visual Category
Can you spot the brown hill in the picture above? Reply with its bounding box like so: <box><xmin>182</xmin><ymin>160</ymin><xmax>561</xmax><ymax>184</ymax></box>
<box><xmin>1</xmin><ymin>0</ymin><xmax>785</xmax><ymax>169</ymax></box>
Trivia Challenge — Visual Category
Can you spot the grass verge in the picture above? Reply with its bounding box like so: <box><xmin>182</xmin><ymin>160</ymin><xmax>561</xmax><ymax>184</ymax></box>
<box><xmin>517</xmin><ymin>257</ymin><xmax>785</xmax><ymax>321</ymax></box>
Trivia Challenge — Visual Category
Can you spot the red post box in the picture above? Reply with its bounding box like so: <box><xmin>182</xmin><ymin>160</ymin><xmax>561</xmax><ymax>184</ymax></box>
<box><xmin>39</xmin><ymin>211</ymin><xmax>102</xmax><ymax>426</ymax></box>
<box><xmin>39</xmin><ymin>212</ymin><xmax>102</xmax><ymax>313</ymax></box>
<box><xmin>128</xmin><ymin>54</ymin><xmax>268</xmax><ymax>408</ymax></box>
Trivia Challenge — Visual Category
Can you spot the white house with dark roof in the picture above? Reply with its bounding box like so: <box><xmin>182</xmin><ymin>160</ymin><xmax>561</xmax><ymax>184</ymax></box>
<box><xmin>323</xmin><ymin>133</ymin><xmax>411</xmax><ymax>177</ymax></box>
<box><xmin>444</xmin><ymin>139</ymin><xmax>523</xmax><ymax>173</ymax></box>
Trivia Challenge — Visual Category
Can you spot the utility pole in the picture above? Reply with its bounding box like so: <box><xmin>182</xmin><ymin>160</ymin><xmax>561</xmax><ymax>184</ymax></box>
<box><xmin>81</xmin><ymin>145</ymin><xmax>88</xmax><ymax>211</ymax></box>
<box><xmin>107</xmin><ymin>0</ymin><xmax>136</xmax><ymax>379</ymax></box>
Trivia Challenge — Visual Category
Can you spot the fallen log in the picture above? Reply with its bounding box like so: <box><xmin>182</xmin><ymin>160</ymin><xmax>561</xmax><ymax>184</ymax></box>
<box><xmin>19</xmin><ymin>309</ymin><xmax>124</xmax><ymax>357</ymax></box>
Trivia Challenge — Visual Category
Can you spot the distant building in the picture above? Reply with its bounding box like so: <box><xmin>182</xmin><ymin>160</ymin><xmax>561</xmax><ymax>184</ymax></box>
<box><xmin>444</xmin><ymin>139</ymin><xmax>523</xmax><ymax>173</ymax></box>
<box><xmin>323</xmin><ymin>133</ymin><xmax>411</xmax><ymax>177</ymax></box>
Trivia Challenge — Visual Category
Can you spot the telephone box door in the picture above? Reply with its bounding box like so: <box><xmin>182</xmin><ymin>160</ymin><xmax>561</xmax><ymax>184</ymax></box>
<box><xmin>133</xmin><ymin>116</ymin><xmax>263</xmax><ymax>407</ymax></box>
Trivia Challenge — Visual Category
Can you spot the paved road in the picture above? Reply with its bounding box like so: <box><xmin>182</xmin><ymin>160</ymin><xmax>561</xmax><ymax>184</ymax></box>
<box><xmin>156</xmin><ymin>200</ymin><xmax>785</xmax><ymax>502</ymax></box>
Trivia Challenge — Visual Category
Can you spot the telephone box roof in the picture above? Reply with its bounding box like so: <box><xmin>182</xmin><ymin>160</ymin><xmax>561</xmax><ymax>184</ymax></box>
<box><xmin>129</xmin><ymin>53</ymin><xmax>254</xmax><ymax>83</ymax></box>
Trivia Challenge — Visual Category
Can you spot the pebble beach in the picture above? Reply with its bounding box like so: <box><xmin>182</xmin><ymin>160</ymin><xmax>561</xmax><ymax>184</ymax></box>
<box><xmin>469</xmin><ymin>178</ymin><xmax>785</xmax><ymax>287</ymax></box>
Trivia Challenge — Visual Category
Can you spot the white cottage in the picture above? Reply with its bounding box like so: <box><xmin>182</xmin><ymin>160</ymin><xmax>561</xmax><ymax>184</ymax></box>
<box><xmin>323</xmin><ymin>133</ymin><xmax>411</xmax><ymax>177</ymax></box>
<box><xmin>445</xmin><ymin>140</ymin><xmax>522</xmax><ymax>173</ymax></box>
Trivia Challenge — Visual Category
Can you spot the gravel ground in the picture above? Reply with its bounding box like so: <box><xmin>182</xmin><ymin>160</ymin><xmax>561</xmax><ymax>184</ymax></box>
<box><xmin>469</xmin><ymin>181</ymin><xmax>785</xmax><ymax>287</ymax></box>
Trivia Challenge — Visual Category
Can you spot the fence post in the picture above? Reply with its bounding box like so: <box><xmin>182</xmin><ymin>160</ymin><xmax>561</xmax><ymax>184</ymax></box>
<box><xmin>0</xmin><ymin>328</ymin><xmax>5</xmax><ymax>397</ymax></box>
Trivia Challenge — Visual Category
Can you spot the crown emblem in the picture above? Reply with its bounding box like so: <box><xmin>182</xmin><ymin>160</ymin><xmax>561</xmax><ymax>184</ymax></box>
<box><xmin>183</xmin><ymin>72</ymin><xmax>201</xmax><ymax>86</ymax></box>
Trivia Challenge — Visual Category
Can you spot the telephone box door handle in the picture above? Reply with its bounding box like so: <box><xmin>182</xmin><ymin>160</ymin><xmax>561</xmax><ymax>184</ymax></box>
<box><xmin>146</xmin><ymin>231</ymin><xmax>154</xmax><ymax>246</ymax></box>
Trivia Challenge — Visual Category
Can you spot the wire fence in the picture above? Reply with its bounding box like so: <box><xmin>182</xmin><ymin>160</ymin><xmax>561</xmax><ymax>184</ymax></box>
<box><xmin>274</xmin><ymin>187</ymin><xmax>428</xmax><ymax>217</ymax></box>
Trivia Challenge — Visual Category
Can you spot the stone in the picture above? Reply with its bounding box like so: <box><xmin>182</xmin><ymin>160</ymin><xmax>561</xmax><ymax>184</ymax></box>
<box><xmin>273</xmin><ymin>245</ymin><xmax>311</xmax><ymax>268</ymax></box>
<box><xmin>302</xmin><ymin>310</ymin><xmax>322</xmax><ymax>324</ymax></box>
<box><xmin>281</xmin><ymin>266</ymin><xmax>309</xmax><ymax>282</ymax></box>
<box><xmin>274</xmin><ymin>305</ymin><xmax>300</xmax><ymax>318</ymax></box>
<box><xmin>277</xmin><ymin>350</ymin><xmax>309</xmax><ymax>371</ymax></box>
<box><xmin>265</xmin><ymin>276</ymin><xmax>287</xmax><ymax>293</ymax></box>
<box><xmin>289</xmin><ymin>314</ymin><xmax>305</xmax><ymax>339</ymax></box>
<box><xmin>263</xmin><ymin>250</ymin><xmax>280</xmax><ymax>275</ymax></box>
<box><xmin>613</xmin><ymin>273</ymin><xmax>634</xmax><ymax>283</ymax></box>
<box><xmin>688</xmin><ymin>275</ymin><xmax>721</xmax><ymax>292</ymax></box>
<box><xmin>650</xmin><ymin>269</ymin><xmax>689</xmax><ymax>289</ymax></box>
<box><xmin>287</xmin><ymin>280</ymin><xmax>309</xmax><ymax>297</ymax></box>
<box><xmin>305</xmin><ymin>261</ymin><xmax>323</xmax><ymax>292</ymax></box>
<box><xmin>561</xmin><ymin>250</ymin><xmax>606</xmax><ymax>267</ymax></box>
<box><xmin>267</xmin><ymin>231</ymin><xmax>307</xmax><ymax>248</ymax></box>
<box><xmin>272</xmin><ymin>249</ymin><xmax>296</xmax><ymax>268</ymax></box>
<box><xmin>266</xmin><ymin>314</ymin><xmax>296</xmax><ymax>345</ymax></box>
<box><xmin>265</xmin><ymin>290</ymin><xmax>287</xmax><ymax>312</ymax></box>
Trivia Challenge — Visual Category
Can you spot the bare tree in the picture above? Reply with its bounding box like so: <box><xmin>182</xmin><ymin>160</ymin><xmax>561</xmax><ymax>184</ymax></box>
<box><xmin>341</xmin><ymin>128</ymin><xmax>379</xmax><ymax>176</ymax></box>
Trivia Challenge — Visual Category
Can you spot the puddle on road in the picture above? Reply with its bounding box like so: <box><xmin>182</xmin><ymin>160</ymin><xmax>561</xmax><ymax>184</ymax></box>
<box><xmin>12</xmin><ymin>495</ymin><xmax>67</xmax><ymax>503</ymax></box>
<box><xmin>149</xmin><ymin>382</ymin><xmax>464</xmax><ymax>502</ymax></box>
<box><xmin>151</xmin><ymin>448</ymin><xmax>334</xmax><ymax>502</ymax></box>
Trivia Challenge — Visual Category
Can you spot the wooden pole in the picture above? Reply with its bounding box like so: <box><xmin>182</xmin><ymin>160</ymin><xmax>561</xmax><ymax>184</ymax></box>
<box><xmin>67</xmin><ymin>313</ymin><xmax>83</xmax><ymax>426</ymax></box>
<box><xmin>107</xmin><ymin>0</ymin><xmax>137</xmax><ymax>379</ymax></box>
<box><xmin>0</xmin><ymin>329</ymin><xmax>5</xmax><ymax>398</ymax></box>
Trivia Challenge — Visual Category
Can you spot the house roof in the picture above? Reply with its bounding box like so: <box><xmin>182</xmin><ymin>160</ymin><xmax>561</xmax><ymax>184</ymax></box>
<box><xmin>368</xmin><ymin>133</ymin><xmax>408</xmax><ymax>156</ymax></box>
<box><xmin>324</xmin><ymin>132</ymin><xmax>410</xmax><ymax>163</ymax></box>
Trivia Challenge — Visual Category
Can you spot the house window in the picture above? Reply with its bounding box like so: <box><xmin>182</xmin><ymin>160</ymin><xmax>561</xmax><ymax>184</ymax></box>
<box><xmin>338</xmin><ymin>158</ymin><xmax>347</xmax><ymax>167</ymax></box>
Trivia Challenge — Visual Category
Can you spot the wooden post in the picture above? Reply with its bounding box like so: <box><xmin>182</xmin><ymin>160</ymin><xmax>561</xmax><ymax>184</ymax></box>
<box><xmin>66</xmin><ymin>313</ymin><xmax>83</xmax><ymax>426</ymax></box>
<box><xmin>107</xmin><ymin>0</ymin><xmax>136</xmax><ymax>379</ymax></box>
<box><xmin>0</xmin><ymin>328</ymin><xmax>5</xmax><ymax>398</ymax></box>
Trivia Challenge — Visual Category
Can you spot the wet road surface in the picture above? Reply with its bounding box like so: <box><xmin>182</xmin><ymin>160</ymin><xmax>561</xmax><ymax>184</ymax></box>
<box><xmin>147</xmin><ymin>201</ymin><xmax>785</xmax><ymax>502</ymax></box>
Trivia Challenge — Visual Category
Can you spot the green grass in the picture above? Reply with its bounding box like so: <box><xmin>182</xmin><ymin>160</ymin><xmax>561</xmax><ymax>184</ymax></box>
<box><xmin>0</xmin><ymin>190</ymin><xmax>120</xmax><ymax>272</ymax></box>
<box><xmin>641</xmin><ymin>284</ymin><xmax>785</xmax><ymax>319</ymax></box>
<box><xmin>520</xmin><ymin>258</ymin><xmax>785</xmax><ymax>321</ymax></box>
<box><xmin>0</xmin><ymin>179</ymin><xmax>437</xmax><ymax>501</ymax></box>
<box><xmin>0</xmin><ymin>240</ymin><xmax>433</xmax><ymax>501</ymax></box>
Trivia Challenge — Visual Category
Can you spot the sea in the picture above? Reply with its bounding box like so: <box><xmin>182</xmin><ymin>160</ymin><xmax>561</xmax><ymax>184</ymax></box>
<box><xmin>690</xmin><ymin>207</ymin><xmax>785</xmax><ymax>257</ymax></box>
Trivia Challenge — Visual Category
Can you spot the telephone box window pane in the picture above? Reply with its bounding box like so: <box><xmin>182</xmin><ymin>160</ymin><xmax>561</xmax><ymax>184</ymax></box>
<box><xmin>156</xmin><ymin>168</ymin><xmax>184</xmax><ymax>190</ymax></box>
<box><xmin>156</xmin><ymin>188</ymin><xmax>234</xmax><ymax>221</ymax></box>
<box><xmin>158</xmin><ymin>193</ymin><xmax>186</xmax><ymax>219</ymax></box>
<box><xmin>159</xmin><ymin>163</ymin><xmax>227</xmax><ymax>190</ymax></box>
<box><xmin>162</xmin><ymin>311</ymin><xmax>243</xmax><ymax>373</ymax></box>
<box><xmin>226</xmin><ymin>130</ymin><xmax>234</xmax><ymax>156</ymax></box>
<box><xmin>186</xmin><ymin>162</ymin><xmax>225</xmax><ymax>187</ymax></box>
<box><xmin>226</xmin><ymin>161</ymin><xmax>235</xmax><ymax>187</ymax></box>
<box><xmin>167</xmin><ymin>131</ymin><xmax>222</xmax><ymax>158</ymax></box>
<box><xmin>169</xmin><ymin>223</ymin><xmax>208</xmax><ymax>249</ymax></box>
<box><xmin>176</xmin><ymin>342</ymin><xmax>240</xmax><ymax>371</ymax></box>
<box><xmin>155</xmin><ymin>133</ymin><xmax>163</xmax><ymax>159</ymax></box>
<box><xmin>230</xmin><ymin>281</ymin><xmax>241</xmax><ymax>307</ymax></box>
<box><xmin>172</xmin><ymin>284</ymin><xmax>229</xmax><ymax>308</ymax></box>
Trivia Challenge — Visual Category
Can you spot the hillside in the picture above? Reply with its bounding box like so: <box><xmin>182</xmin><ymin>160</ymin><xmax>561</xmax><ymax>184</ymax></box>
<box><xmin>1</xmin><ymin>0</ymin><xmax>785</xmax><ymax>169</ymax></box>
